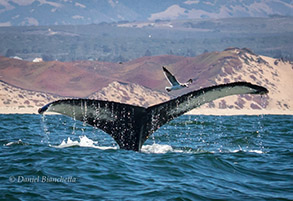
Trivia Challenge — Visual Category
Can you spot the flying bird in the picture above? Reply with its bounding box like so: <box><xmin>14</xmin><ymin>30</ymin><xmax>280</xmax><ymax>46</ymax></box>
<box><xmin>162</xmin><ymin>66</ymin><xmax>193</xmax><ymax>92</ymax></box>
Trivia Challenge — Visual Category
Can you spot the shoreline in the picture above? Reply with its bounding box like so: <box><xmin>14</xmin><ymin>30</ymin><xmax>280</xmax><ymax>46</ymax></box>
<box><xmin>0</xmin><ymin>107</ymin><xmax>292</xmax><ymax>116</ymax></box>
<box><xmin>187</xmin><ymin>108</ymin><xmax>293</xmax><ymax>116</ymax></box>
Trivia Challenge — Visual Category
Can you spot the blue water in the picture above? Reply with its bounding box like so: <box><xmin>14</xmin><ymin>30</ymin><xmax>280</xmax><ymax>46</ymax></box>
<box><xmin>0</xmin><ymin>114</ymin><xmax>292</xmax><ymax>200</ymax></box>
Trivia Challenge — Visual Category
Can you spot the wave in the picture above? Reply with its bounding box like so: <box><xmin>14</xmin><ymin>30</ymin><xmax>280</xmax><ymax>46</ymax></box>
<box><xmin>141</xmin><ymin>144</ymin><xmax>183</xmax><ymax>154</ymax></box>
<box><xmin>228</xmin><ymin>149</ymin><xmax>264</xmax><ymax>154</ymax></box>
<box><xmin>49</xmin><ymin>135</ymin><xmax>181</xmax><ymax>154</ymax></box>
<box><xmin>141</xmin><ymin>145</ymin><xmax>264</xmax><ymax>154</ymax></box>
<box><xmin>49</xmin><ymin>135</ymin><xmax>264</xmax><ymax>155</ymax></box>
<box><xmin>51</xmin><ymin>136</ymin><xmax>117</xmax><ymax>150</ymax></box>
<box><xmin>51</xmin><ymin>136</ymin><xmax>180</xmax><ymax>154</ymax></box>
<box><xmin>4</xmin><ymin>139</ymin><xmax>28</xmax><ymax>146</ymax></box>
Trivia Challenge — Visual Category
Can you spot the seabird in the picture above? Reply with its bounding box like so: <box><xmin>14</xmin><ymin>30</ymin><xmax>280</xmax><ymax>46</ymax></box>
<box><xmin>162</xmin><ymin>66</ymin><xmax>193</xmax><ymax>92</ymax></box>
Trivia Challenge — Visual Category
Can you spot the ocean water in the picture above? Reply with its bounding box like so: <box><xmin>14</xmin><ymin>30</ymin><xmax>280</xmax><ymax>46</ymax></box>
<box><xmin>0</xmin><ymin>114</ymin><xmax>292</xmax><ymax>200</ymax></box>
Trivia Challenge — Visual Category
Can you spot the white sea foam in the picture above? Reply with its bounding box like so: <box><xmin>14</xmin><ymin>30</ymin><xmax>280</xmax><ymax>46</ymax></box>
<box><xmin>51</xmin><ymin>136</ymin><xmax>117</xmax><ymax>150</ymax></box>
<box><xmin>229</xmin><ymin>149</ymin><xmax>264</xmax><ymax>154</ymax></box>
<box><xmin>141</xmin><ymin>143</ymin><xmax>183</xmax><ymax>154</ymax></box>
<box><xmin>141</xmin><ymin>144</ymin><xmax>173</xmax><ymax>154</ymax></box>
<box><xmin>52</xmin><ymin>137</ymin><xmax>180</xmax><ymax>153</ymax></box>
<box><xmin>4</xmin><ymin>139</ymin><xmax>27</xmax><ymax>146</ymax></box>
<box><xmin>248</xmin><ymin>150</ymin><xmax>263</xmax><ymax>154</ymax></box>
<box><xmin>50</xmin><ymin>137</ymin><xmax>263</xmax><ymax>154</ymax></box>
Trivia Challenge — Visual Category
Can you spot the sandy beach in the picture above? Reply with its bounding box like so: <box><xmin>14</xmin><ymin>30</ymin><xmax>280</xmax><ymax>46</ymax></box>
<box><xmin>187</xmin><ymin>108</ymin><xmax>293</xmax><ymax>116</ymax></box>
<box><xmin>0</xmin><ymin>107</ymin><xmax>39</xmax><ymax>114</ymax></box>
<box><xmin>1</xmin><ymin>106</ymin><xmax>292</xmax><ymax>116</ymax></box>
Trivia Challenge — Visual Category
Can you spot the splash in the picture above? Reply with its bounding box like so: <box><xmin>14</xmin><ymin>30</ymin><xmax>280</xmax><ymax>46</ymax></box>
<box><xmin>229</xmin><ymin>149</ymin><xmax>264</xmax><ymax>154</ymax></box>
<box><xmin>141</xmin><ymin>143</ymin><xmax>183</xmax><ymax>154</ymax></box>
<box><xmin>4</xmin><ymin>139</ymin><xmax>28</xmax><ymax>146</ymax></box>
<box><xmin>51</xmin><ymin>136</ymin><xmax>117</xmax><ymax>150</ymax></box>
<box><xmin>48</xmin><ymin>136</ymin><xmax>264</xmax><ymax>154</ymax></box>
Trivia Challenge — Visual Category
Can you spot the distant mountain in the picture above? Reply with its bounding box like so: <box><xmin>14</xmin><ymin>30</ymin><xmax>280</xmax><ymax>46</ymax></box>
<box><xmin>1</xmin><ymin>18</ymin><xmax>292</xmax><ymax>62</ymax></box>
<box><xmin>0</xmin><ymin>0</ymin><xmax>292</xmax><ymax>26</ymax></box>
<box><xmin>0</xmin><ymin>48</ymin><xmax>292</xmax><ymax>112</ymax></box>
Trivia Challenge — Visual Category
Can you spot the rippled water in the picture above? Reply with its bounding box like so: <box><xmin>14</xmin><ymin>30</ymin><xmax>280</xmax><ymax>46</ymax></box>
<box><xmin>0</xmin><ymin>114</ymin><xmax>292</xmax><ymax>200</ymax></box>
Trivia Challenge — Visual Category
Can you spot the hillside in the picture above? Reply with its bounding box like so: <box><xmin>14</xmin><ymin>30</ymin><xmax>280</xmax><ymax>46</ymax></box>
<box><xmin>0</xmin><ymin>56</ymin><xmax>120</xmax><ymax>97</ymax></box>
<box><xmin>0</xmin><ymin>52</ymin><xmax>229</xmax><ymax>97</ymax></box>
<box><xmin>0</xmin><ymin>81</ymin><xmax>61</xmax><ymax>113</ymax></box>
<box><xmin>0</xmin><ymin>48</ymin><xmax>292</xmax><ymax>114</ymax></box>
<box><xmin>0</xmin><ymin>0</ymin><xmax>291</xmax><ymax>26</ymax></box>
<box><xmin>88</xmin><ymin>81</ymin><xmax>170</xmax><ymax>107</ymax></box>
<box><xmin>202</xmin><ymin>48</ymin><xmax>293</xmax><ymax>112</ymax></box>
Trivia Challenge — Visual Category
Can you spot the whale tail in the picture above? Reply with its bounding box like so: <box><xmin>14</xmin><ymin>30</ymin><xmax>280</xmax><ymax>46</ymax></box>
<box><xmin>38</xmin><ymin>82</ymin><xmax>268</xmax><ymax>151</ymax></box>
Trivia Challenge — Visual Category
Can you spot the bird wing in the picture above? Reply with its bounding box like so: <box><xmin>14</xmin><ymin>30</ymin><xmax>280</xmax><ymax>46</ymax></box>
<box><xmin>162</xmin><ymin>66</ymin><xmax>180</xmax><ymax>86</ymax></box>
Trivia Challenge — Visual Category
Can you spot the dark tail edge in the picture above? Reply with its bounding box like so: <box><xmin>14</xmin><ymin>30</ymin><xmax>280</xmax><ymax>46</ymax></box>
<box><xmin>38</xmin><ymin>104</ymin><xmax>49</xmax><ymax>114</ymax></box>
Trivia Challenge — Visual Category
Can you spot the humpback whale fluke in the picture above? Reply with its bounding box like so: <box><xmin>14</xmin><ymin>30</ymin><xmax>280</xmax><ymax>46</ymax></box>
<box><xmin>162</xmin><ymin>66</ymin><xmax>193</xmax><ymax>92</ymax></box>
<box><xmin>38</xmin><ymin>82</ymin><xmax>268</xmax><ymax>151</ymax></box>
